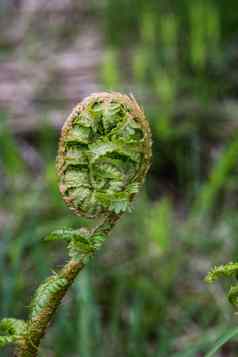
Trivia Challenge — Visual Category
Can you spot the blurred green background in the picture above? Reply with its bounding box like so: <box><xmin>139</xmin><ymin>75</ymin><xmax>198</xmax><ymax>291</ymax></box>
<box><xmin>1</xmin><ymin>0</ymin><xmax>238</xmax><ymax>356</ymax></box>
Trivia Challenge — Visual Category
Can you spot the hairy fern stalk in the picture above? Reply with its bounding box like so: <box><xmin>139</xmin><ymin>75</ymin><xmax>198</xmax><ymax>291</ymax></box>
<box><xmin>0</xmin><ymin>92</ymin><xmax>152</xmax><ymax>357</ymax></box>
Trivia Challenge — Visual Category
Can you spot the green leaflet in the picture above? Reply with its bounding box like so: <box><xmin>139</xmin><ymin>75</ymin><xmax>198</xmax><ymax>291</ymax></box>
<box><xmin>102</xmin><ymin>105</ymin><xmax>122</xmax><ymax>131</ymax></box>
<box><xmin>110</xmin><ymin>200</ymin><xmax>129</xmax><ymax>214</ymax></box>
<box><xmin>68</xmin><ymin>233</ymin><xmax>107</xmax><ymax>262</ymax></box>
<box><xmin>71</xmin><ymin>187</ymin><xmax>91</xmax><ymax>207</ymax></box>
<box><xmin>46</xmin><ymin>228</ymin><xmax>107</xmax><ymax>262</ymax></box>
<box><xmin>112</xmin><ymin>117</ymin><xmax>144</xmax><ymax>143</ymax></box>
<box><xmin>116</xmin><ymin>143</ymin><xmax>142</xmax><ymax>163</ymax></box>
<box><xmin>228</xmin><ymin>285</ymin><xmax>238</xmax><ymax>308</ymax></box>
<box><xmin>89</xmin><ymin>140</ymin><xmax>117</xmax><ymax>162</ymax></box>
<box><xmin>0</xmin><ymin>318</ymin><xmax>26</xmax><ymax>348</ymax></box>
<box><xmin>0</xmin><ymin>335</ymin><xmax>17</xmax><ymax>347</ymax></box>
<box><xmin>89</xmin><ymin>138</ymin><xmax>142</xmax><ymax>163</ymax></box>
<box><xmin>96</xmin><ymin>183</ymin><xmax>139</xmax><ymax>214</ymax></box>
<box><xmin>205</xmin><ymin>262</ymin><xmax>238</xmax><ymax>283</ymax></box>
<box><xmin>68</xmin><ymin>239</ymin><xmax>94</xmax><ymax>262</ymax></box>
<box><xmin>91</xmin><ymin>234</ymin><xmax>107</xmax><ymax>249</ymax></box>
<box><xmin>74</xmin><ymin>112</ymin><xmax>98</xmax><ymax>133</ymax></box>
<box><xmin>97</xmin><ymin>163</ymin><xmax>122</xmax><ymax>179</ymax></box>
<box><xmin>107</xmin><ymin>180</ymin><xmax>124</xmax><ymax>193</ymax></box>
<box><xmin>63</xmin><ymin>169</ymin><xmax>89</xmax><ymax>188</ymax></box>
<box><xmin>205</xmin><ymin>262</ymin><xmax>238</xmax><ymax>310</ymax></box>
<box><xmin>65</xmin><ymin>125</ymin><xmax>92</xmax><ymax>144</ymax></box>
<box><xmin>127</xmin><ymin>182</ymin><xmax>140</xmax><ymax>194</ymax></box>
<box><xmin>91</xmin><ymin>101</ymin><xmax>123</xmax><ymax>133</ymax></box>
<box><xmin>0</xmin><ymin>318</ymin><xmax>26</xmax><ymax>336</ymax></box>
<box><xmin>30</xmin><ymin>276</ymin><xmax>68</xmax><ymax>319</ymax></box>
<box><xmin>46</xmin><ymin>228</ymin><xmax>88</xmax><ymax>242</ymax></box>
<box><xmin>64</xmin><ymin>146</ymin><xmax>88</xmax><ymax>167</ymax></box>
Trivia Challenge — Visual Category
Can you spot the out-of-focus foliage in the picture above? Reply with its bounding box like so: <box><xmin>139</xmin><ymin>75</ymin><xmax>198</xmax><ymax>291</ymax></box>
<box><xmin>1</xmin><ymin>0</ymin><xmax>238</xmax><ymax>356</ymax></box>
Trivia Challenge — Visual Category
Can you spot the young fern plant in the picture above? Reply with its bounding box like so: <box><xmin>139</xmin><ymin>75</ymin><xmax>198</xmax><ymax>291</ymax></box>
<box><xmin>205</xmin><ymin>262</ymin><xmax>238</xmax><ymax>309</ymax></box>
<box><xmin>204</xmin><ymin>262</ymin><xmax>238</xmax><ymax>356</ymax></box>
<box><xmin>0</xmin><ymin>92</ymin><xmax>152</xmax><ymax>357</ymax></box>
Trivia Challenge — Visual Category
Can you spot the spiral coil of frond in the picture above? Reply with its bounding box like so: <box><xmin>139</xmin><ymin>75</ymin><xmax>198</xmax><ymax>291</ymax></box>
<box><xmin>57</xmin><ymin>92</ymin><xmax>152</xmax><ymax>218</ymax></box>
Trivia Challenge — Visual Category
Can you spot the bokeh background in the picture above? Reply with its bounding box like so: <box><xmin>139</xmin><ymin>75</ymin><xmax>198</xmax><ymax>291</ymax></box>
<box><xmin>1</xmin><ymin>0</ymin><xmax>238</xmax><ymax>356</ymax></box>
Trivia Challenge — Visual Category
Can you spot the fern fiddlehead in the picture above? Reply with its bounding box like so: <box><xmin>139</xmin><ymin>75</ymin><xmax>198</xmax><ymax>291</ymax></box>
<box><xmin>1</xmin><ymin>92</ymin><xmax>152</xmax><ymax>357</ymax></box>
<box><xmin>57</xmin><ymin>92</ymin><xmax>151</xmax><ymax>218</ymax></box>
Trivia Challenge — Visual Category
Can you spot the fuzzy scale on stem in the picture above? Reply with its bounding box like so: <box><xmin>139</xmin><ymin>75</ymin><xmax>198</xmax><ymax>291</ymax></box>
<box><xmin>0</xmin><ymin>92</ymin><xmax>152</xmax><ymax>356</ymax></box>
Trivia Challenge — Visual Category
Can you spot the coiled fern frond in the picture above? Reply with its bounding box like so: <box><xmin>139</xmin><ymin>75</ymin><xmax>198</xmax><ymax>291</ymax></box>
<box><xmin>0</xmin><ymin>92</ymin><xmax>152</xmax><ymax>357</ymax></box>
<box><xmin>57</xmin><ymin>92</ymin><xmax>151</xmax><ymax>217</ymax></box>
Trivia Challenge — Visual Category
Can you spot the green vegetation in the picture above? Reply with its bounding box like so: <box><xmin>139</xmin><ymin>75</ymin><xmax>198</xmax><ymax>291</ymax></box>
<box><xmin>0</xmin><ymin>93</ymin><xmax>151</xmax><ymax>356</ymax></box>
<box><xmin>1</xmin><ymin>0</ymin><xmax>238</xmax><ymax>355</ymax></box>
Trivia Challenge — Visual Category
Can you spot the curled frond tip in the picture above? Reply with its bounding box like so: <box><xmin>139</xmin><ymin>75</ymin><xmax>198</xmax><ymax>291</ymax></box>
<box><xmin>57</xmin><ymin>92</ymin><xmax>152</xmax><ymax>218</ymax></box>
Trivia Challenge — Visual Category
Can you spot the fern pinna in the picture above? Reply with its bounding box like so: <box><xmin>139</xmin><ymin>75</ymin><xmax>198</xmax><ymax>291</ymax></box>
<box><xmin>0</xmin><ymin>92</ymin><xmax>152</xmax><ymax>357</ymax></box>
<box><xmin>206</xmin><ymin>262</ymin><xmax>238</xmax><ymax>309</ymax></box>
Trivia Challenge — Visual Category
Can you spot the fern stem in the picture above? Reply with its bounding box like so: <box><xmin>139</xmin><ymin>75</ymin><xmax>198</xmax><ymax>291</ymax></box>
<box><xmin>15</xmin><ymin>259</ymin><xmax>84</xmax><ymax>357</ymax></box>
<box><xmin>15</xmin><ymin>213</ymin><xmax>119</xmax><ymax>357</ymax></box>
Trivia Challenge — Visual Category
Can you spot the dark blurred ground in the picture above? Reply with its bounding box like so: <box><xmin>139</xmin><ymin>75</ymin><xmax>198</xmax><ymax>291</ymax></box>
<box><xmin>1</xmin><ymin>0</ymin><xmax>238</xmax><ymax>356</ymax></box>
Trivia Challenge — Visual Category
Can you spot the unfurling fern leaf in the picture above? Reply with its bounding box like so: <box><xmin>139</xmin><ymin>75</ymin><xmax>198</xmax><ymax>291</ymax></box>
<box><xmin>205</xmin><ymin>262</ymin><xmax>238</xmax><ymax>309</ymax></box>
<box><xmin>205</xmin><ymin>262</ymin><xmax>238</xmax><ymax>355</ymax></box>
<box><xmin>57</xmin><ymin>92</ymin><xmax>151</xmax><ymax>218</ymax></box>
<box><xmin>2</xmin><ymin>92</ymin><xmax>152</xmax><ymax>357</ymax></box>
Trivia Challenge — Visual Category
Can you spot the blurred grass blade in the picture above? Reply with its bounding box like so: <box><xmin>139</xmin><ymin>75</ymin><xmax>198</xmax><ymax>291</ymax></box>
<box><xmin>205</xmin><ymin>327</ymin><xmax>238</xmax><ymax>357</ymax></box>
<box><xmin>193</xmin><ymin>137</ymin><xmax>238</xmax><ymax>215</ymax></box>
<box><xmin>75</xmin><ymin>269</ymin><xmax>96</xmax><ymax>357</ymax></box>
<box><xmin>101</xmin><ymin>48</ymin><xmax>120</xmax><ymax>89</ymax></box>
<box><xmin>0</xmin><ymin>112</ymin><xmax>24</xmax><ymax>176</ymax></box>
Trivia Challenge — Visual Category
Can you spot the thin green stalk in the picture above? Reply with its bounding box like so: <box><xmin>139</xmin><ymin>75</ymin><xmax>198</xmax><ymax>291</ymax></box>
<box><xmin>15</xmin><ymin>259</ymin><xmax>85</xmax><ymax>357</ymax></box>
<box><xmin>15</xmin><ymin>213</ymin><xmax>120</xmax><ymax>357</ymax></box>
